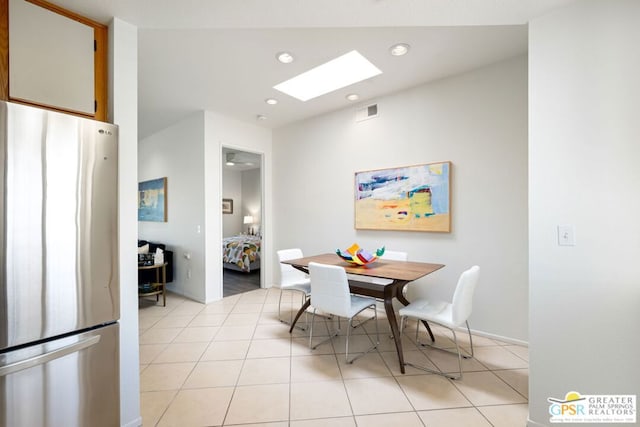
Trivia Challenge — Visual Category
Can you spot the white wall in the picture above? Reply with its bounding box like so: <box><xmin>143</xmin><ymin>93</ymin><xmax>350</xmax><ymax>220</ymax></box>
<box><xmin>222</xmin><ymin>168</ymin><xmax>261</xmax><ymax>237</ymax></box>
<box><xmin>109</xmin><ymin>18</ymin><xmax>141</xmax><ymax>427</ymax></box>
<box><xmin>204</xmin><ymin>112</ymin><xmax>272</xmax><ymax>302</ymax></box>
<box><xmin>138</xmin><ymin>111</ymin><xmax>271</xmax><ymax>304</ymax></box>
<box><xmin>138</xmin><ymin>112</ymin><xmax>206</xmax><ymax>302</ymax></box>
<box><xmin>222</xmin><ymin>168</ymin><xmax>242</xmax><ymax>236</ymax></box>
<box><xmin>242</xmin><ymin>168</ymin><xmax>262</xmax><ymax>233</ymax></box>
<box><xmin>528</xmin><ymin>1</ymin><xmax>640</xmax><ymax>425</ymax></box>
<box><xmin>273</xmin><ymin>55</ymin><xmax>529</xmax><ymax>342</ymax></box>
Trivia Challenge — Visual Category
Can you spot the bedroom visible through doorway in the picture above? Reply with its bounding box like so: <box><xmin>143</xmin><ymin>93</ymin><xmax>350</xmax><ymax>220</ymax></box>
<box><xmin>221</xmin><ymin>147</ymin><xmax>263</xmax><ymax>297</ymax></box>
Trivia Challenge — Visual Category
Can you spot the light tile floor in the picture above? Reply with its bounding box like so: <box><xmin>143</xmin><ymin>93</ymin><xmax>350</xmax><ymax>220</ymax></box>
<box><xmin>139</xmin><ymin>289</ymin><xmax>529</xmax><ymax>426</ymax></box>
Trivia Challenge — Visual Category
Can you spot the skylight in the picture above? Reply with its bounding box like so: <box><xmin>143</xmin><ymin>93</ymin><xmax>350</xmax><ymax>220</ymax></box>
<box><xmin>273</xmin><ymin>50</ymin><xmax>382</xmax><ymax>102</ymax></box>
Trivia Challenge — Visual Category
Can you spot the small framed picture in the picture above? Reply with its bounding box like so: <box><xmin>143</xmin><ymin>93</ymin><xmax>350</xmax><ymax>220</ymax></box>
<box><xmin>222</xmin><ymin>198</ymin><xmax>233</xmax><ymax>214</ymax></box>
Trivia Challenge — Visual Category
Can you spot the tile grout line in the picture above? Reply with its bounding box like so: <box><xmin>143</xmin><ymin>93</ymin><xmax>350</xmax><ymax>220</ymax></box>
<box><xmin>143</xmin><ymin>296</ymin><xmax>193</xmax><ymax>427</ymax></box>
<box><xmin>221</xmin><ymin>289</ymin><xmax>263</xmax><ymax>426</ymax></box>
<box><xmin>489</xmin><ymin>368</ymin><xmax>529</xmax><ymax>401</ymax></box>
<box><xmin>376</xmin><ymin>334</ymin><xmax>429</xmax><ymax>427</ymax></box>
<box><xmin>140</xmin><ymin>289</ymin><xmax>529</xmax><ymax>426</ymax></box>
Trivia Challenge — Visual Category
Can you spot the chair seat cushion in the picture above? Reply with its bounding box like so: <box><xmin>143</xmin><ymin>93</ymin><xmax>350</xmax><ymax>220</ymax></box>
<box><xmin>281</xmin><ymin>281</ymin><xmax>311</xmax><ymax>295</ymax></box>
<box><xmin>399</xmin><ymin>299</ymin><xmax>455</xmax><ymax>328</ymax></box>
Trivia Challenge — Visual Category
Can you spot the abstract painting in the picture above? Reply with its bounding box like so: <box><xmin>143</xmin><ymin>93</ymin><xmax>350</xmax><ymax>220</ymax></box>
<box><xmin>355</xmin><ymin>162</ymin><xmax>451</xmax><ymax>232</ymax></box>
<box><xmin>138</xmin><ymin>177</ymin><xmax>167</xmax><ymax>222</ymax></box>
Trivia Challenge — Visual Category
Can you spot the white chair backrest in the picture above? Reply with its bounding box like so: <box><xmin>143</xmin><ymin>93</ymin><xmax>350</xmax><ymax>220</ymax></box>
<box><xmin>381</xmin><ymin>250</ymin><xmax>408</xmax><ymax>261</ymax></box>
<box><xmin>451</xmin><ymin>265</ymin><xmax>480</xmax><ymax>326</ymax></box>
<box><xmin>277</xmin><ymin>248</ymin><xmax>307</xmax><ymax>287</ymax></box>
<box><xmin>308</xmin><ymin>262</ymin><xmax>351</xmax><ymax>318</ymax></box>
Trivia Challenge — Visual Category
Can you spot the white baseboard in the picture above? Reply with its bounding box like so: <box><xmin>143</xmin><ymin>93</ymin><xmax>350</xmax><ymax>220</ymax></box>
<box><xmin>468</xmin><ymin>328</ymin><xmax>529</xmax><ymax>346</ymax></box>
<box><xmin>376</xmin><ymin>303</ymin><xmax>529</xmax><ymax>346</ymax></box>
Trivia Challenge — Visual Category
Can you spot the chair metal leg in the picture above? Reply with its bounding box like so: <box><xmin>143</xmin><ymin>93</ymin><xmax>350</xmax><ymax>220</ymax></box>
<box><xmin>346</xmin><ymin>318</ymin><xmax>351</xmax><ymax>362</ymax></box>
<box><xmin>373</xmin><ymin>306</ymin><xmax>380</xmax><ymax>346</ymax></box>
<box><xmin>465</xmin><ymin>321</ymin><xmax>474</xmax><ymax>358</ymax></box>
<box><xmin>279</xmin><ymin>289</ymin><xmax>307</xmax><ymax>331</ymax></box>
<box><xmin>345</xmin><ymin>304</ymin><xmax>378</xmax><ymax>364</ymax></box>
<box><xmin>309</xmin><ymin>303</ymin><xmax>379</xmax><ymax>364</ymax></box>
<box><xmin>415</xmin><ymin>323</ymin><xmax>474</xmax><ymax>360</ymax></box>
<box><xmin>351</xmin><ymin>299</ymin><xmax>385</xmax><ymax>329</ymax></box>
<box><xmin>451</xmin><ymin>329</ymin><xmax>463</xmax><ymax>380</ymax></box>
<box><xmin>351</xmin><ymin>313</ymin><xmax>375</xmax><ymax>329</ymax></box>
<box><xmin>297</xmin><ymin>292</ymin><xmax>312</xmax><ymax>328</ymax></box>
<box><xmin>403</xmin><ymin>318</ymin><xmax>474</xmax><ymax>380</ymax></box>
<box><xmin>277</xmin><ymin>289</ymin><xmax>284</xmax><ymax>321</ymax></box>
<box><xmin>302</xmin><ymin>293</ymin><xmax>309</xmax><ymax>326</ymax></box>
<box><xmin>310</xmin><ymin>310</ymin><xmax>339</xmax><ymax>350</ymax></box>
<box><xmin>308</xmin><ymin>308</ymin><xmax>315</xmax><ymax>349</ymax></box>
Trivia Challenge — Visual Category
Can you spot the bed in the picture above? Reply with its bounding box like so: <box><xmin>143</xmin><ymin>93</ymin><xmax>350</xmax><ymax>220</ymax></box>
<box><xmin>222</xmin><ymin>235</ymin><xmax>261</xmax><ymax>272</ymax></box>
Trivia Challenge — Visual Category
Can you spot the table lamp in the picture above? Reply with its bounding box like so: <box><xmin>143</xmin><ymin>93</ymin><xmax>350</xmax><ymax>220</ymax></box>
<box><xmin>243</xmin><ymin>215</ymin><xmax>254</xmax><ymax>234</ymax></box>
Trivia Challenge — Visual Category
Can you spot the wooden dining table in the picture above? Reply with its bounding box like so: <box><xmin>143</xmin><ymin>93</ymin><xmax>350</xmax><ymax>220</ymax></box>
<box><xmin>282</xmin><ymin>253</ymin><xmax>444</xmax><ymax>374</ymax></box>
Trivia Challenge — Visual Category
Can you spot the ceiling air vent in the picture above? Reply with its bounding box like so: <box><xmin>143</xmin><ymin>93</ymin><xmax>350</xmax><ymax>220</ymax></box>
<box><xmin>355</xmin><ymin>103</ymin><xmax>379</xmax><ymax>122</ymax></box>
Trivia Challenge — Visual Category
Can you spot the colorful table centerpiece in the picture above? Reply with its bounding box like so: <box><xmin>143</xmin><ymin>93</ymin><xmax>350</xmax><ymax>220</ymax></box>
<box><xmin>336</xmin><ymin>243</ymin><xmax>385</xmax><ymax>266</ymax></box>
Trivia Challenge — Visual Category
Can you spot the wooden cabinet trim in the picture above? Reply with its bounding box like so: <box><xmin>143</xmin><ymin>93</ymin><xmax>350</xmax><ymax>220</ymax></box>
<box><xmin>25</xmin><ymin>0</ymin><xmax>106</xmax><ymax>29</ymax></box>
<box><xmin>0</xmin><ymin>0</ymin><xmax>8</xmax><ymax>101</ymax></box>
<box><xmin>0</xmin><ymin>0</ymin><xmax>108</xmax><ymax>122</ymax></box>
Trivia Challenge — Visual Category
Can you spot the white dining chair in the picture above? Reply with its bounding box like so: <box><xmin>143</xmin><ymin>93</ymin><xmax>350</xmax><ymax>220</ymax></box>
<box><xmin>399</xmin><ymin>265</ymin><xmax>480</xmax><ymax>380</ymax></box>
<box><xmin>276</xmin><ymin>248</ymin><xmax>311</xmax><ymax>329</ymax></box>
<box><xmin>308</xmin><ymin>262</ymin><xmax>379</xmax><ymax>363</ymax></box>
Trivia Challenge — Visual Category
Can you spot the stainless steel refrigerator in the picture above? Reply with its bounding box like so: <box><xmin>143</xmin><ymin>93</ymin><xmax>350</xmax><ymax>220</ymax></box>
<box><xmin>0</xmin><ymin>101</ymin><xmax>119</xmax><ymax>427</ymax></box>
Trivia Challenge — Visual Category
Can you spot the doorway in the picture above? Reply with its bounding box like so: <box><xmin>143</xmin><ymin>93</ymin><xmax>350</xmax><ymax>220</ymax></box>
<box><xmin>221</xmin><ymin>147</ymin><xmax>263</xmax><ymax>297</ymax></box>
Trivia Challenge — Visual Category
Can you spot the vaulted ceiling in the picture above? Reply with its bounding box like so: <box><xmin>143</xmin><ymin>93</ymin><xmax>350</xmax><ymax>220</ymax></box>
<box><xmin>50</xmin><ymin>0</ymin><xmax>575</xmax><ymax>138</ymax></box>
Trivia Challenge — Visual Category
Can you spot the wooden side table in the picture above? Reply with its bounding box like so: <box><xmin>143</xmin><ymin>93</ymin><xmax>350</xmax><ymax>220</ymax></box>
<box><xmin>138</xmin><ymin>262</ymin><xmax>168</xmax><ymax>306</ymax></box>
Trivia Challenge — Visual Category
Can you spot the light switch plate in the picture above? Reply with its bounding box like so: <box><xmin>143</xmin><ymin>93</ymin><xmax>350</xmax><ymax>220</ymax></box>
<box><xmin>558</xmin><ymin>225</ymin><xmax>576</xmax><ymax>246</ymax></box>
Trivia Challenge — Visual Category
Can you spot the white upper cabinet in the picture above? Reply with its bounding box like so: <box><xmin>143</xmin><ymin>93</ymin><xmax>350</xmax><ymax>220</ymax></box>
<box><xmin>9</xmin><ymin>0</ymin><xmax>94</xmax><ymax>115</ymax></box>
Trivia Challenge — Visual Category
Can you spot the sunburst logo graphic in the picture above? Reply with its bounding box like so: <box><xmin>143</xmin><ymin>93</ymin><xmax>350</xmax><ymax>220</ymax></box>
<box><xmin>548</xmin><ymin>391</ymin><xmax>586</xmax><ymax>405</ymax></box>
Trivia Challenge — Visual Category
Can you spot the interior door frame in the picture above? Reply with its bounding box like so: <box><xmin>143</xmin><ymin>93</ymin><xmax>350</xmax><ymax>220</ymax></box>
<box><xmin>220</xmin><ymin>144</ymin><xmax>265</xmax><ymax>293</ymax></box>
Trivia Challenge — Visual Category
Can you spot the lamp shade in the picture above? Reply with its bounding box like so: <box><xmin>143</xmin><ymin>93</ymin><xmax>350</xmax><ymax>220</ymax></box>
<box><xmin>243</xmin><ymin>215</ymin><xmax>254</xmax><ymax>225</ymax></box>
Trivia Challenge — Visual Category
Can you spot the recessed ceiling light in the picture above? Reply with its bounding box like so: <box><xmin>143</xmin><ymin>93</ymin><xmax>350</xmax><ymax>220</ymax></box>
<box><xmin>274</xmin><ymin>50</ymin><xmax>382</xmax><ymax>102</ymax></box>
<box><xmin>226</xmin><ymin>161</ymin><xmax>235</xmax><ymax>166</ymax></box>
<box><xmin>389</xmin><ymin>43</ymin><xmax>410</xmax><ymax>56</ymax></box>
<box><xmin>276</xmin><ymin>51</ymin><xmax>294</xmax><ymax>64</ymax></box>
<box><xmin>256</xmin><ymin>114</ymin><xmax>267</xmax><ymax>121</ymax></box>
<box><xmin>265</xmin><ymin>98</ymin><xmax>278</xmax><ymax>105</ymax></box>
<box><xmin>346</xmin><ymin>93</ymin><xmax>359</xmax><ymax>101</ymax></box>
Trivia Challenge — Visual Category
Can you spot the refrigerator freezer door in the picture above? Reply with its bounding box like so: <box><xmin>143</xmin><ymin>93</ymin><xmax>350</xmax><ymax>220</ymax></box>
<box><xmin>0</xmin><ymin>102</ymin><xmax>119</xmax><ymax>351</ymax></box>
<box><xmin>0</xmin><ymin>323</ymin><xmax>119</xmax><ymax>427</ymax></box>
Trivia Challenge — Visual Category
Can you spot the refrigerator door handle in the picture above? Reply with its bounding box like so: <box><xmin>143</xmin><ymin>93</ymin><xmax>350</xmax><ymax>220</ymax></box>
<box><xmin>0</xmin><ymin>335</ymin><xmax>101</xmax><ymax>377</ymax></box>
